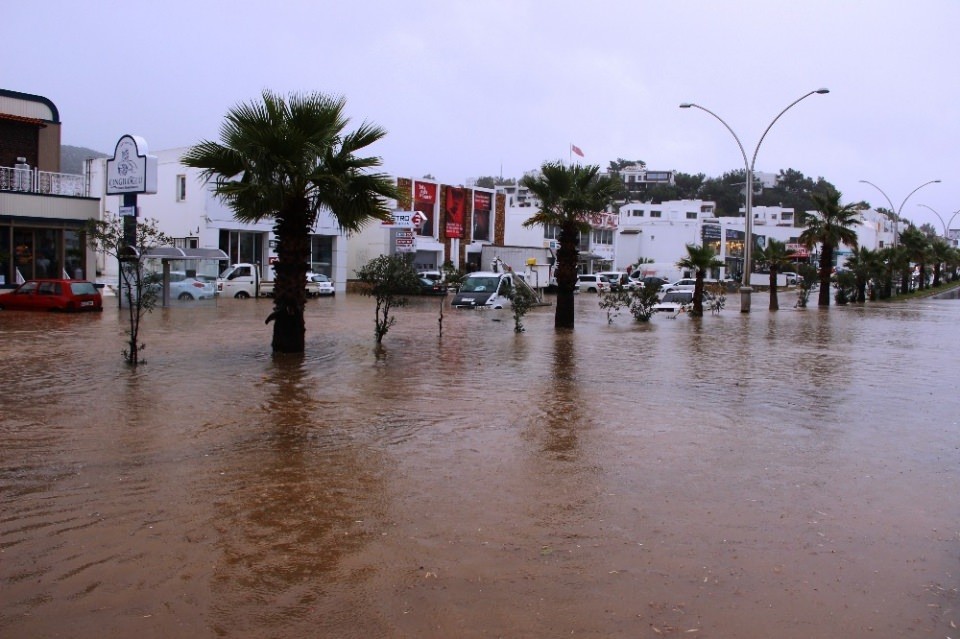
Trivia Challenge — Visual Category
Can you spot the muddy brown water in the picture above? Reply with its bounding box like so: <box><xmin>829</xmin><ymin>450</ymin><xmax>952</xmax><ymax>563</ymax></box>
<box><xmin>1</xmin><ymin>291</ymin><xmax>958</xmax><ymax>638</ymax></box>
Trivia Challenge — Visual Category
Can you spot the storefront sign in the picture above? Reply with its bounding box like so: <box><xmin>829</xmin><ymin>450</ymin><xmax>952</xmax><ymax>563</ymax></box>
<box><xmin>106</xmin><ymin>135</ymin><xmax>157</xmax><ymax>195</ymax></box>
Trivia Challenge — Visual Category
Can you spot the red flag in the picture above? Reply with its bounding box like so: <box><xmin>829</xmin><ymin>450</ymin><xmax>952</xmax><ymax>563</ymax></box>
<box><xmin>571</xmin><ymin>144</ymin><xmax>584</xmax><ymax>157</ymax></box>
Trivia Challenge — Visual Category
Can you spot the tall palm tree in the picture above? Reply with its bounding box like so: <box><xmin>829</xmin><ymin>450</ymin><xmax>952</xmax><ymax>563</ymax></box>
<box><xmin>521</xmin><ymin>162</ymin><xmax>619</xmax><ymax>329</ymax></box>
<box><xmin>754</xmin><ymin>238</ymin><xmax>792</xmax><ymax>310</ymax></box>
<box><xmin>799</xmin><ymin>191</ymin><xmax>859</xmax><ymax>307</ymax></box>
<box><xmin>676</xmin><ymin>243</ymin><xmax>723</xmax><ymax>317</ymax></box>
<box><xmin>182</xmin><ymin>91</ymin><xmax>397</xmax><ymax>353</ymax></box>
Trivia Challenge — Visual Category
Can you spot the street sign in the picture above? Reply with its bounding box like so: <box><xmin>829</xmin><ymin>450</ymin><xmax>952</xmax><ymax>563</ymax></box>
<box><xmin>383</xmin><ymin>210</ymin><xmax>416</xmax><ymax>228</ymax></box>
<box><xmin>395</xmin><ymin>229</ymin><xmax>415</xmax><ymax>253</ymax></box>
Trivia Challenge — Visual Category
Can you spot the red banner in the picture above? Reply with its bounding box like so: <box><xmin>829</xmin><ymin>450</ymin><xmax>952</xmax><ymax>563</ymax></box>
<box><xmin>473</xmin><ymin>191</ymin><xmax>491</xmax><ymax>211</ymax></box>
<box><xmin>445</xmin><ymin>186</ymin><xmax>465</xmax><ymax>239</ymax></box>
<box><xmin>414</xmin><ymin>181</ymin><xmax>437</xmax><ymax>204</ymax></box>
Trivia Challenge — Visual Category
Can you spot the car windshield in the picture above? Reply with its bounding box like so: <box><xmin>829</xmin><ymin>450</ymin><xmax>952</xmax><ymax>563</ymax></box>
<box><xmin>661</xmin><ymin>292</ymin><xmax>693</xmax><ymax>303</ymax></box>
<box><xmin>460</xmin><ymin>276</ymin><xmax>500</xmax><ymax>293</ymax></box>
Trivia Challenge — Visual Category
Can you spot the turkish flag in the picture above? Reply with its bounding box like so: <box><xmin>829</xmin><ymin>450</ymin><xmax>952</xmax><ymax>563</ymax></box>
<box><xmin>571</xmin><ymin>144</ymin><xmax>584</xmax><ymax>157</ymax></box>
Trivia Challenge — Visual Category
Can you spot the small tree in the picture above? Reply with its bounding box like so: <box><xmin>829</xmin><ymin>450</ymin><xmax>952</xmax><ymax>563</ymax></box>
<box><xmin>628</xmin><ymin>285</ymin><xmax>660</xmax><ymax>322</ymax></box>
<box><xmin>86</xmin><ymin>214</ymin><xmax>171</xmax><ymax>366</ymax></box>
<box><xmin>794</xmin><ymin>264</ymin><xmax>819</xmax><ymax>308</ymax></box>
<box><xmin>356</xmin><ymin>254</ymin><xmax>421</xmax><ymax>343</ymax></box>
<box><xmin>507</xmin><ymin>281</ymin><xmax>539</xmax><ymax>332</ymax></box>
<box><xmin>598</xmin><ymin>287</ymin><xmax>631</xmax><ymax>324</ymax></box>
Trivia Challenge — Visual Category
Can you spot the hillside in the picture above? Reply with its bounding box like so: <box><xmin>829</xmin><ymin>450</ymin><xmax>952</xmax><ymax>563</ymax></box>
<box><xmin>60</xmin><ymin>145</ymin><xmax>108</xmax><ymax>174</ymax></box>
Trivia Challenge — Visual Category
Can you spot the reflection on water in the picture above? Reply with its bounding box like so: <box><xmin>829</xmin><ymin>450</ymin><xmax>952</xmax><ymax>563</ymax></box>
<box><xmin>1</xmin><ymin>292</ymin><xmax>959</xmax><ymax>638</ymax></box>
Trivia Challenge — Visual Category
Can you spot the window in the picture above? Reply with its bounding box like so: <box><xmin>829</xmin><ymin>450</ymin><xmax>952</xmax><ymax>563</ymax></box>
<box><xmin>543</xmin><ymin>224</ymin><xmax>562</xmax><ymax>241</ymax></box>
<box><xmin>686</xmin><ymin>212</ymin><xmax>697</xmax><ymax>219</ymax></box>
<box><xmin>650</xmin><ymin>210</ymin><xmax>662</xmax><ymax>218</ymax></box>
<box><xmin>176</xmin><ymin>175</ymin><xmax>187</xmax><ymax>202</ymax></box>
<box><xmin>632</xmin><ymin>210</ymin><xmax>644</xmax><ymax>217</ymax></box>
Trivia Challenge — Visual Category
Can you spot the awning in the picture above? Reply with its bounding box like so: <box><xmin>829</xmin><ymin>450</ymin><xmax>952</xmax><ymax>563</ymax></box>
<box><xmin>126</xmin><ymin>247</ymin><xmax>230</xmax><ymax>260</ymax></box>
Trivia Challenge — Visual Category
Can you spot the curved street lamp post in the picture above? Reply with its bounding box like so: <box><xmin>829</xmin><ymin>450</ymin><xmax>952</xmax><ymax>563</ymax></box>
<box><xmin>680</xmin><ymin>88</ymin><xmax>829</xmax><ymax>313</ymax></box>
<box><xmin>916</xmin><ymin>204</ymin><xmax>960</xmax><ymax>243</ymax></box>
<box><xmin>857</xmin><ymin>179</ymin><xmax>941</xmax><ymax>248</ymax></box>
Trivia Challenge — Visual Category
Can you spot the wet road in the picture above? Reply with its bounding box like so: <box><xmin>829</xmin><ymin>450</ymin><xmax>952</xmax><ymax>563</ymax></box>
<box><xmin>1</xmin><ymin>291</ymin><xmax>958</xmax><ymax>638</ymax></box>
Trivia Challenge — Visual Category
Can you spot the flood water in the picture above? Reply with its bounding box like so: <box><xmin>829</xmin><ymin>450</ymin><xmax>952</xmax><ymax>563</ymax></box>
<box><xmin>1</xmin><ymin>290</ymin><xmax>958</xmax><ymax>638</ymax></box>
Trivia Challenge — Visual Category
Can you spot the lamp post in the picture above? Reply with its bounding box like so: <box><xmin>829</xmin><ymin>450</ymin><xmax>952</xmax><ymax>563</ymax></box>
<box><xmin>916</xmin><ymin>204</ymin><xmax>960</xmax><ymax>243</ymax></box>
<box><xmin>857</xmin><ymin>179</ymin><xmax>941</xmax><ymax>248</ymax></box>
<box><xmin>680</xmin><ymin>88</ymin><xmax>829</xmax><ymax>313</ymax></box>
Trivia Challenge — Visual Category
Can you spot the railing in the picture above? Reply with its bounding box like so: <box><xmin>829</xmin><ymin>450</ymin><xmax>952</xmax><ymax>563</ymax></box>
<box><xmin>0</xmin><ymin>166</ymin><xmax>88</xmax><ymax>197</ymax></box>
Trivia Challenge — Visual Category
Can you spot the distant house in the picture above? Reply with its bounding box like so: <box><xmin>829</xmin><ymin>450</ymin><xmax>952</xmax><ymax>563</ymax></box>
<box><xmin>0</xmin><ymin>89</ymin><xmax>99</xmax><ymax>287</ymax></box>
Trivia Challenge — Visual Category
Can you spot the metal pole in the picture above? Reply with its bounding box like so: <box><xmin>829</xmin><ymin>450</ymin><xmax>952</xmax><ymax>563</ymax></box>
<box><xmin>917</xmin><ymin>204</ymin><xmax>960</xmax><ymax>241</ymax></box>
<box><xmin>859</xmin><ymin>179</ymin><xmax>941</xmax><ymax>248</ymax></box>
<box><xmin>680</xmin><ymin>88</ymin><xmax>829</xmax><ymax>313</ymax></box>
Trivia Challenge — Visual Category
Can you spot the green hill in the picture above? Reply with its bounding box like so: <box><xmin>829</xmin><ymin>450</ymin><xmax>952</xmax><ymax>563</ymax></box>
<box><xmin>60</xmin><ymin>145</ymin><xmax>108</xmax><ymax>174</ymax></box>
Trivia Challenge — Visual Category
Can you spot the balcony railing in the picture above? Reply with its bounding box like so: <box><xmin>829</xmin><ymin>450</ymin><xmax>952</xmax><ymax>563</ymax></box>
<box><xmin>0</xmin><ymin>165</ymin><xmax>88</xmax><ymax>197</ymax></box>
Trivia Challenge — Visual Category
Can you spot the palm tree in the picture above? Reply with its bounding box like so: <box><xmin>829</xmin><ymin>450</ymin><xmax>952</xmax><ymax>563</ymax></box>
<box><xmin>929</xmin><ymin>238</ymin><xmax>953</xmax><ymax>287</ymax></box>
<box><xmin>182</xmin><ymin>91</ymin><xmax>397</xmax><ymax>353</ymax></box>
<box><xmin>843</xmin><ymin>246</ymin><xmax>880</xmax><ymax>302</ymax></box>
<box><xmin>676</xmin><ymin>243</ymin><xmax>723</xmax><ymax>317</ymax></box>
<box><xmin>754</xmin><ymin>238</ymin><xmax>792</xmax><ymax>310</ymax></box>
<box><xmin>521</xmin><ymin>162</ymin><xmax>619</xmax><ymax>329</ymax></box>
<box><xmin>798</xmin><ymin>191</ymin><xmax>859</xmax><ymax>307</ymax></box>
<box><xmin>899</xmin><ymin>225</ymin><xmax>931</xmax><ymax>291</ymax></box>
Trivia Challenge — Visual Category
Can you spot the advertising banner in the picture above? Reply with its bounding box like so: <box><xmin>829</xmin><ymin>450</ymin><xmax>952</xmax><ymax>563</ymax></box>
<box><xmin>473</xmin><ymin>191</ymin><xmax>492</xmax><ymax>241</ymax></box>
<box><xmin>444</xmin><ymin>186</ymin><xmax>465</xmax><ymax>239</ymax></box>
<box><xmin>413</xmin><ymin>181</ymin><xmax>437</xmax><ymax>236</ymax></box>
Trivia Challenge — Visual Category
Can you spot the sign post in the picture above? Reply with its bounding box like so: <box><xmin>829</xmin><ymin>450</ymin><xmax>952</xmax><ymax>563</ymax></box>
<box><xmin>106</xmin><ymin>135</ymin><xmax>158</xmax><ymax>254</ymax></box>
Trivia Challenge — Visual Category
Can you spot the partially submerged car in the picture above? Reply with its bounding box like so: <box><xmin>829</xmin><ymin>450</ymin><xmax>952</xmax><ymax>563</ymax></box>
<box><xmin>450</xmin><ymin>271</ymin><xmax>515</xmax><ymax>308</ymax></box>
<box><xmin>0</xmin><ymin>279</ymin><xmax>103</xmax><ymax>312</ymax></box>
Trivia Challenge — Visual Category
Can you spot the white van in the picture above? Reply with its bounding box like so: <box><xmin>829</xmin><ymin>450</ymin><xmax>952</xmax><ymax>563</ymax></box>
<box><xmin>450</xmin><ymin>271</ymin><xmax>515</xmax><ymax>308</ymax></box>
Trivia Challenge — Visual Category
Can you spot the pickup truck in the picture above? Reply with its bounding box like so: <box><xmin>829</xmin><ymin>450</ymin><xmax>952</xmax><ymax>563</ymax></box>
<box><xmin>217</xmin><ymin>263</ymin><xmax>324</xmax><ymax>299</ymax></box>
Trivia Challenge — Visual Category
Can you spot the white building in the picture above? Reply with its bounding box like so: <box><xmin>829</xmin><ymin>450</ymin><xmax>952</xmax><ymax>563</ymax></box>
<box><xmin>87</xmin><ymin>148</ymin><xmax>351</xmax><ymax>291</ymax></box>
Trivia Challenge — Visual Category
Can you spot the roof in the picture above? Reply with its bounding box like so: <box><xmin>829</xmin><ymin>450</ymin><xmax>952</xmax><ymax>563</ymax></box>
<box><xmin>0</xmin><ymin>113</ymin><xmax>47</xmax><ymax>127</ymax></box>
<box><xmin>125</xmin><ymin>247</ymin><xmax>230</xmax><ymax>260</ymax></box>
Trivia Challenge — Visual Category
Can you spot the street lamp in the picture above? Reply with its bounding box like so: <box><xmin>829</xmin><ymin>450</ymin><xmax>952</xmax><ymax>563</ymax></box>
<box><xmin>916</xmin><ymin>204</ymin><xmax>960</xmax><ymax>243</ymax></box>
<box><xmin>857</xmin><ymin>179</ymin><xmax>941</xmax><ymax>248</ymax></box>
<box><xmin>680</xmin><ymin>88</ymin><xmax>829</xmax><ymax>313</ymax></box>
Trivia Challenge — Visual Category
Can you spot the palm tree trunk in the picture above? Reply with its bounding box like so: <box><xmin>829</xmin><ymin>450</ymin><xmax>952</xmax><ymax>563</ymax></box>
<box><xmin>554</xmin><ymin>227</ymin><xmax>579</xmax><ymax>329</ymax></box>
<box><xmin>269</xmin><ymin>200</ymin><xmax>310</xmax><ymax>353</ymax></box>
<box><xmin>818</xmin><ymin>244</ymin><xmax>833</xmax><ymax>307</ymax></box>
<box><xmin>691</xmin><ymin>275</ymin><xmax>704</xmax><ymax>317</ymax></box>
<box><xmin>769</xmin><ymin>270</ymin><xmax>779</xmax><ymax>311</ymax></box>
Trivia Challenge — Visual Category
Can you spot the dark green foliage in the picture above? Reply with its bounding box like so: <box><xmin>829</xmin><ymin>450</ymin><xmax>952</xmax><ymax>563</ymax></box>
<box><xmin>181</xmin><ymin>90</ymin><xmax>397</xmax><ymax>353</ymax></box>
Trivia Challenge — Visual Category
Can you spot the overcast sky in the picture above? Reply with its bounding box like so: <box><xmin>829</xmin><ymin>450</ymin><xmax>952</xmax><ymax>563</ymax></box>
<box><xmin>6</xmin><ymin>0</ymin><xmax>959</xmax><ymax>228</ymax></box>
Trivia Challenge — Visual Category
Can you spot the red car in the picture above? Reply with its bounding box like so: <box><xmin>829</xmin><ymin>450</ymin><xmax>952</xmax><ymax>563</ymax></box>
<box><xmin>0</xmin><ymin>279</ymin><xmax>103</xmax><ymax>312</ymax></box>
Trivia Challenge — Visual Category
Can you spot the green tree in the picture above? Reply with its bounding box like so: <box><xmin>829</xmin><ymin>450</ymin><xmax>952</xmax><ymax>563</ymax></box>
<box><xmin>629</xmin><ymin>284</ymin><xmax>660</xmax><ymax>322</ymax></box>
<box><xmin>355</xmin><ymin>254</ymin><xmax>421</xmax><ymax>343</ymax></box>
<box><xmin>507</xmin><ymin>281</ymin><xmax>540</xmax><ymax>332</ymax></box>
<box><xmin>929</xmin><ymin>238</ymin><xmax>954</xmax><ymax>287</ymax></box>
<box><xmin>521</xmin><ymin>162</ymin><xmax>619</xmax><ymax>329</ymax></box>
<box><xmin>799</xmin><ymin>191</ymin><xmax>860</xmax><ymax>307</ymax></box>
<box><xmin>86</xmin><ymin>214</ymin><xmax>170</xmax><ymax>366</ymax></box>
<box><xmin>754</xmin><ymin>238</ymin><xmax>792</xmax><ymax>310</ymax></box>
<box><xmin>843</xmin><ymin>246</ymin><xmax>881</xmax><ymax>302</ymax></box>
<box><xmin>899</xmin><ymin>225</ymin><xmax>931</xmax><ymax>291</ymax></box>
<box><xmin>676</xmin><ymin>243</ymin><xmax>723</xmax><ymax>318</ymax></box>
<box><xmin>181</xmin><ymin>90</ymin><xmax>397</xmax><ymax>354</ymax></box>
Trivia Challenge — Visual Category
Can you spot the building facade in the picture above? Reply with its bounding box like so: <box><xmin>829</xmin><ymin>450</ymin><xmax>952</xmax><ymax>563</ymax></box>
<box><xmin>0</xmin><ymin>89</ymin><xmax>99</xmax><ymax>287</ymax></box>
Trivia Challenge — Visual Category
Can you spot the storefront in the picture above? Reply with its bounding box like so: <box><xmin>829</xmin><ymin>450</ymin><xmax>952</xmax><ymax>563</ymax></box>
<box><xmin>0</xmin><ymin>216</ymin><xmax>90</xmax><ymax>287</ymax></box>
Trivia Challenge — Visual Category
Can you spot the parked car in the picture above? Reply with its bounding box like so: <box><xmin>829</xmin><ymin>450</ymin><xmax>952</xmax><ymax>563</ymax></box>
<box><xmin>652</xmin><ymin>290</ymin><xmax>695</xmax><ymax>314</ymax></box>
<box><xmin>660</xmin><ymin>278</ymin><xmax>698</xmax><ymax>293</ymax></box>
<box><xmin>0</xmin><ymin>279</ymin><xmax>103</xmax><ymax>312</ymax></box>
<box><xmin>308</xmin><ymin>273</ymin><xmax>336</xmax><ymax>296</ymax></box>
<box><xmin>418</xmin><ymin>276</ymin><xmax>448</xmax><ymax>296</ymax></box>
<box><xmin>597</xmin><ymin>271</ymin><xmax>635</xmax><ymax>290</ymax></box>
<box><xmin>168</xmin><ymin>272</ymin><xmax>216</xmax><ymax>300</ymax></box>
<box><xmin>418</xmin><ymin>270</ymin><xmax>444</xmax><ymax>283</ymax></box>
<box><xmin>576</xmin><ymin>274</ymin><xmax>610</xmax><ymax>293</ymax></box>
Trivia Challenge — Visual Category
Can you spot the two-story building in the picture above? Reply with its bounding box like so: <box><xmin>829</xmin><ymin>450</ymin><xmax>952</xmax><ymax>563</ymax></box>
<box><xmin>0</xmin><ymin>89</ymin><xmax>99</xmax><ymax>287</ymax></box>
